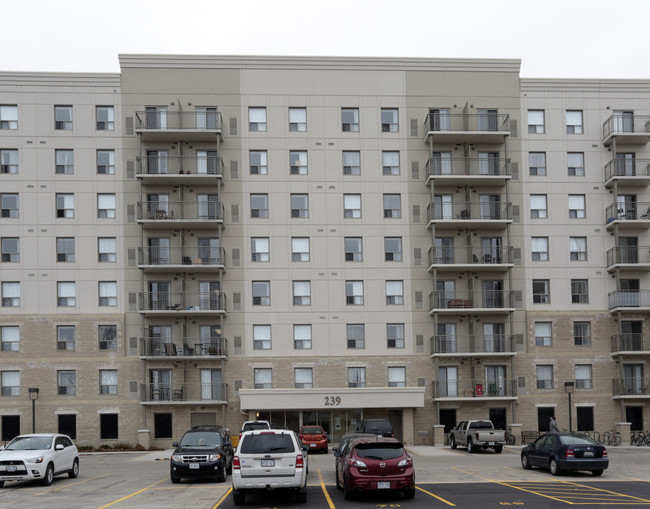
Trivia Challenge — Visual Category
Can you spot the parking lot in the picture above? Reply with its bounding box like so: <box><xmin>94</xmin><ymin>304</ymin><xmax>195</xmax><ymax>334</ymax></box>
<box><xmin>1</xmin><ymin>446</ymin><xmax>650</xmax><ymax>508</ymax></box>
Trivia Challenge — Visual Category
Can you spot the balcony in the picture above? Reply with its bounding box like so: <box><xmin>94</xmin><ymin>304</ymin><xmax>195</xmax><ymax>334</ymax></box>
<box><xmin>425</xmin><ymin>157</ymin><xmax>511</xmax><ymax>186</ymax></box>
<box><xmin>612</xmin><ymin>378</ymin><xmax>650</xmax><ymax>398</ymax></box>
<box><xmin>605</xmin><ymin>202</ymin><xmax>650</xmax><ymax>230</ymax></box>
<box><xmin>137</xmin><ymin>201</ymin><xmax>224</xmax><ymax>229</ymax></box>
<box><xmin>429</xmin><ymin>290</ymin><xmax>515</xmax><ymax>315</ymax></box>
<box><xmin>432</xmin><ymin>379</ymin><xmax>517</xmax><ymax>401</ymax></box>
<box><xmin>608</xmin><ymin>290</ymin><xmax>650</xmax><ymax>312</ymax></box>
<box><xmin>139</xmin><ymin>338</ymin><xmax>228</xmax><ymax>359</ymax></box>
<box><xmin>135</xmin><ymin>110</ymin><xmax>223</xmax><ymax>142</ymax></box>
<box><xmin>604</xmin><ymin>159</ymin><xmax>650</xmax><ymax>188</ymax></box>
<box><xmin>136</xmin><ymin>156</ymin><xmax>224</xmax><ymax>184</ymax></box>
<box><xmin>428</xmin><ymin>245</ymin><xmax>513</xmax><ymax>272</ymax></box>
<box><xmin>424</xmin><ymin>112</ymin><xmax>510</xmax><ymax>144</ymax></box>
<box><xmin>427</xmin><ymin>201</ymin><xmax>512</xmax><ymax>229</ymax></box>
<box><xmin>141</xmin><ymin>382</ymin><xmax>228</xmax><ymax>404</ymax></box>
<box><xmin>602</xmin><ymin>114</ymin><xmax>650</xmax><ymax>146</ymax></box>
<box><xmin>138</xmin><ymin>247</ymin><xmax>226</xmax><ymax>272</ymax></box>
<box><xmin>430</xmin><ymin>334</ymin><xmax>516</xmax><ymax>358</ymax></box>
<box><xmin>611</xmin><ymin>334</ymin><xmax>650</xmax><ymax>355</ymax></box>
<box><xmin>606</xmin><ymin>246</ymin><xmax>650</xmax><ymax>272</ymax></box>
<box><xmin>139</xmin><ymin>292</ymin><xmax>226</xmax><ymax>316</ymax></box>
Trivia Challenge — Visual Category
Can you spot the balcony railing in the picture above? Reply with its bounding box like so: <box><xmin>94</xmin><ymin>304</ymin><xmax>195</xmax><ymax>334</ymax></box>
<box><xmin>611</xmin><ymin>333</ymin><xmax>650</xmax><ymax>353</ymax></box>
<box><xmin>141</xmin><ymin>382</ymin><xmax>228</xmax><ymax>403</ymax></box>
<box><xmin>608</xmin><ymin>290</ymin><xmax>650</xmax><ymax>310</ymax></box>
<box><xmin>602</xmin><ymin>114</ymin><xmax>650</xmax><ymax>143</ymax></box>
<box><xmin>138</xmin><ymin>247</ymin><xmax>225</xmax><ymax>268</ymax></box>
<box><xmin>430</xmin><ymin>334</ymin><xmax>516</xmax><ymax>355</ymax></box>
<box><xmin>137</xmin><ymin>155</ymin><xmax>224</xmax><ymax>177</ymax></box>
<box><xmin>139</xmin><ymin>338</ymin><xmax>228</xmax><ymax>357</ymax></box>
<box><xmin>606</xmin><ymin>246</ymin><xmax>650</xmax><ymax>268</ymax></box>
<box><xmin>427</xmin><ymin>201</ymin><xmax>512</xmax><ymax>222</ymax></box>
<box><xmin>605</xmin><ymin>202</ymin><xmax>650</xmax><ymax>224</ymax></box>
<box><xmin>424</xmin><ymin>113</ymin><xmax>510</xmax><ymax>133</ymax></box>
<box><xmin>136</xmin><ymin>201</ymin><xmax>224</xmax><ymax>222</ymax></box>
<box><xmin>426</xmin><ymin>157</ymin><xmax>511</xmax><ymax>178</ymax></box>
<box><xmin>135</xmin><ymin>110</ymin><xmax>223</xmax><ymax>131</ymax></box>
<box><xmin>605</xmin><ymin>159</ymin><xmax>650</xmax><ymax>181</ymax></box>
<box><xmin>612</xmin><ymin>377</ymin><xmax>650</xmax><ymax>396</ymax></box>
<box><xmin>139</xmin><ymin>292</ymin><xmax>226</xmax><ymax>313</ymax></box>
<box><xmin>429</xmin><ymin>290</ymin><xmax>515</xmax><ymax>311</ymax></box>
<box><xmin>428</xmin><ymin>245</ymin><xmax>513</xmax><ymax>267</ymax></box>
<box><xmin>433</xmin><ymin>379</ymin><xmax>517</xmax><ymax>399</ymax></box>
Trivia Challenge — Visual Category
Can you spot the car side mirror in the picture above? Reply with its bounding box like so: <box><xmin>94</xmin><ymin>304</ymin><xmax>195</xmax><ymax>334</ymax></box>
<box><xmin>172</xmin><ymin>441</ymin><xmax>178</xmax><ymax>447</ymax></box>
<box><xmin>55</xmin><ymin>444</ymin><xmax>64</xmax><ymax>451</ymax></box>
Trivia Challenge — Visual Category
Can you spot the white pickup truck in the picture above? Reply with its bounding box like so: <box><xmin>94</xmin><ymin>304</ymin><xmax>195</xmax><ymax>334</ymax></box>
<box><xmin>449</xmin><ymin>420</ymin><xmax>506</xmax><ymax>453</ymax></box>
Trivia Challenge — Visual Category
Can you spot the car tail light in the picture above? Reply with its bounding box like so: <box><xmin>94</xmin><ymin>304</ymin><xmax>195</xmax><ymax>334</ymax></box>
<box><xmin>233</xmin><ymin>456</ymin><xmax>241</xmax><ymax>470</ymax></box>
<box><xmin>397</xmin><ymin>457</ymin><xmax>413</xmax><ymax>467</ymax></box>
<box><xmin>602</xmin><ymin>448</ymin><xmax>608</xmax><ymax>457</ymax></box>
<box><xmin>239</xmin><ymin>432</ymin><xmax>242</xmax><ymax>440</ymax></box>
<box><xmin>565</xmin><ymin>448</ymin><xmax>575</xmax><ymax>458</ymax></box>
<box><xmin>298</xmin><ymin>434</ymin><xmax>304</xmax><ymax>441</ymax></box>
<box><xmin>296</xmin><ymin>454</ymin><xmax>304</xmax><ymax>468</ymax></box>
<box><xmin>475</xmin><ymin>432</ymin><xmax>480</xmax><ymax>441</ymax></box>
<box><xmin>322</xmin><ymin>434</ymin><xmax>327</xmax><ymax>440</ymax></box>
<box><xmin>347</xmin><ymin>458</ymin><xmax>367</xmax><ymax>468</ymax></box>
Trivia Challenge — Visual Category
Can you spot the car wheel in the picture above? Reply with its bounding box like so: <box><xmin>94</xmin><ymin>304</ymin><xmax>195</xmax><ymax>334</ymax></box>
<box><xmin>592</xmin><ymin>470</ymin><xmax>603</xmax><ymax>477</ymax></box>
<box><xmin>404</xmin><ymin>487</ymin><xmax>416</xmax><ymax>499</ymax></box>
<box><xmin>343</xmin><ymin>476</ymin><xmax>354</xmax><ymax>501</ymax></box>
<box><xmin>467</xmin><ymin>439</ymin><xmax>475</xmax><ymax>453</ymax></box>
<box><xmin>494</xmin><ymin>446</ymin><xmax>503</xmax><ymax>454</ymax></box>
<box><xmin>450</xmin><ymin>436</ymin><xmax>457</xmax><ymax>449</ymax></box>
<box><xmin>69</xmin><ymin>458</ymin><xmax>79</xmax><ymax>478</ymax></box>
<box><xmin>41</xmin><ymin>463</ymin><xmax>54</xmax><ymax>486</ymax></box>
<box><xmin>233</xmin><ymin>489</ymin><xmax>246</xmax><ymax>506</ymax></box>
<box><xmin>521</xmin><ymin>453</ymin><xmax>531</xmax><ymax>470</ymax></box>
<box><xmin>216</xmin><ymin>462</ymin><xmax>227</xmax><ymax>482</ymax></box>
<box><xmin>170</xmin><ymin>475</ymin><xmax>181</xmax><ymax>483</ymax></box>
<box><xmin>295</xmin><ymin>487</ymin><xmax>307</xmax><ymax>504</ymax></box>
<box><xmin>550</xmin><ymin>458</ymin><xmax>562</xmax><ymax>476</ymax></box>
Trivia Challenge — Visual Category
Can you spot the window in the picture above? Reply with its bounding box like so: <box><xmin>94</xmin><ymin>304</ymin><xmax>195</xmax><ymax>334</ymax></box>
<box><xmin>387</xmin><ymin>323</ymin><xmax>405</xmax><ymax>348</ymax></box>
<box><xmin>348</xmin><ymin>367</ymin><xmax>366</xmax><ymax>387</ymax></box>
<box><xmin>100</xmin><ymin>370</ymin><xmax>118</xmax><ymax>395</ymax></box>
<box><xmin>574</xmin><ymin>321</ymin><xmax>591</xmax><ymax>346</ymax></box>
<box><xmin>294</xmin><ymin>368</ymin><xmax>312</xmax><ymax>388</ymax></box>
<box><xmin>252</xmin><ymin>281</ymin><xmax>270</xmax><ymax>306</ymax></box>
<box><xmin>249</xmin><ymin>150</ymin><xmax>268</xmax><ymax>175</ymax></box>
<box><xmin>438</xmin><ymin>366</ymin><xmax>458</xmax><ymax>397</ymax></box>
<box><xmin>1</xmin><ymin>371</ymin><xmax>19</xmax><ymax>396</ymax></box>
<box><xmin>55</xmin><ymin>237</ymin><xmax>75</xmax><ymax>262</ymax></box>
<box><xmin>57</xmin><ymin>325</ymin><xmax>75</xmax><ymax>351</ymax></box>
<box><xmin>384</xmin><ymin>237</ymin><xmax>402</xmax><ymax>262</ymax></box>
<box><xmin>532</xmin><ymin>279</ymin><xmax>550</xmax><ymax>304</ymax></box>
<box><xmin>344</xmin><ymin>194</ymin><xmax>361</xmax><ymax>218</ymax></box>
<box><xmin>534</xmin><ymin>322</ymin><xmax>552</xmax><ymax>347</ymax></box>
<box><xmin>289</xmin><ymin>107</ymin><xmax>307</xmax><ymax>132</ymax></box>
<box><xmin>290</xmin><ymin>151</ymin><xmax>308</xmax><ymax>175</ymax></box>
<box><xmin>99</xmin><ymin>281</ymin><xmax>117</xmax><ymax>306</ymax></box>
<box><xmin>99</xmin><ymin>325</ymin><xmax>117</xmax><ymax>350</ymax></box>
<box><xmin>531</xmin><ymin>237</ymin><xmax>549</xmax><ymax>261</ymax></box>
<box><xmin>55</xmin><ymin>106</ymin><xmax>73</xmax><ymax>130</ymax></box>
<box><xmin>56</xmin><ymin>193</ymin><xmax>74</xmax><ymax>218</ymax></box>
<box><xmin>536</xmin><ymin>365</ymin><xmax>553</xmax><ymax>389</ymax></box>
<box><xmin>568</xmin><ymin>152</ymin><xmax>584</xmax><ymax>176</ymax></box>
<box><xmin>0</xmin><ymin>105</ymin><xmax>18</xmax><ymax>129</ymax></box>
<box><xmin>569</xmin><ymin>195</ymin><xmax>585</xmax><ymax>219</ymax></box>
<box><xmin>58</xmin><ymin>371</ymin><xmax>76</xmax><ymax>396</ymax></box>
<box><xmin>100</xmin><ymin>413</ymin><xmax>118</xmax><ymax>439</ymax></box>
<box><xmin>382</xmin><ymin>151</ymin><xmax>400</xmax><ymax>175</ymax></box>
<box><xmin>251</xmin><ymin>237</ymin><xmax>270</xmax><ymax>262</ymax></box>
<box><xmin>1</xmin><ymin>238</ymin><xmax>18</xmax><ymax>262</ymax></box>
<box><xmin>144</xmin><ymin>106</ymin><xmax>167</xmax><ymax>129</ymax></box>
<box><xmin>97</xmin><ymin>150</ymin><xmax>115</xmax><ymax>174</ymax></box>
<box><xmin>98</xmin><ymin>237</ymin><xmax>116</xmax><ymax>262</ymax></box>
<box><xmin>196</xmin><ymin>107</ymin><xmax>219</xmax><ymax>129</ymax></box>
<box><xmin>386</xmin><ymin>280</ymin><xmax>404</xmax><ymax>305</ymax></box>
<box><xmin>55</xmin><ymin>149</ymin><xmax>74</xmax><ymax>174</ymax></box>
<box><xmin>96</xmin><ymin>106</ymin><xmax>114</xmax><ymax>130</ymax></box>
<box><xmin>249</xmin><ymin>107</ymin><xmax>266</xmax><ymax>132</ymax></box>
<box><xmin>347</xmin><ymin>324</ymin><xmax>365</xmax><ymax>349</ymax></box>
<box><xmin>254</xmin><ymin>368</ymin><xmax>272</xmax><ymax>389</ymax></box>
<box><xmin>381</xmin><ymin>108</ymin><xmax>398</xmax><ymax>132</ymax></box>
<box><xmin>290</xmin><ymin>194</ymin><xmax>309</xmax><ymax>218</ymax></box>
<box><xmin>527</xmin><ymin>110</ymin><xmax>545</xmax><ymax>134</ymax></box>
<box><xmin>530</xmin><ymin>195</ymin><xmax>547</xmax><ymax>218</ymax></box>
<box><xmin>294</xmin><ymin>324</ymin><xmax>312</xmax><ymax>349</ymax></box>
<box><xmin>293</xmin><ymin>281</ymin><xmax>311</xmax><ymax>305</ymax></box>
<box><xmin>576</xmin><ymin>365</ymin><xmax>593</xmax><ymax>389</ymax></box>
<box><xmin>1</xmin><ymin>282</ymin><xmax>20</xmax><ymax>307</ymax></box>
<box><xmin>197</xmin><ymin>150</ymin><xmax>219</xmax><ymax>175</ymax></box>
<box><xmin>529</xmin><ymin>152</ymin><xmax>546</xmax><ymax>176</ymax></box>
<box><xmin>343</xmin><ymin>151</ymin><xmax>361</xmax><ymax>175</ymax></box>
<box><xmin>344</xmin><ymin>237</ymin><xmax>362</xmax><ymax>261</ymax></box>
<box><xmin>57</xmin><ymin>282</ymin><xmax>76</xmax><ymax>307</ymax></box>
<box><xmin>1</xmin><ymin>193</ymin><xmax>18</xmax><ymax>218</ymax></box>
<box><xmin>566</xmin><ymin>110</ymin><xmax>583</xmax><ymax>134</ymax></box>
<box><xmin>253</xmin><ymin>325</ymin><xmax>271</xmax><ymax>350</ymax></box>
<box><xmin>1</xmin><ymin>326</ymin><xmax>19</xmax><ymax>351</ymax></box>
<box><xmin>383</xmin><ymin>194</ymin><xmax>401</xmax><ymax>218</ymax></box>
<box><xmin>477</xmin><ymin>109</ymin><xmax>499</xmax><ymax>131</ymax></box>
<box><xmin>570</xmin><ymin>237</ymin><xmax>587</xmax><ymax>261</ymax></box>
<box><xmin>250</xmin><ymin>194</ymin><xmax>269</xmax><ymax>218</ymax></box>
<box><xmin>571</xmin><ymin>279</ymin><xmax>588</xmax><ymax>304</ymax></box>
<box><xmin>291</xmin><ymin>237</ymin><xmax>309</xmax><ymax>262</ymax></box>
<box><xmin>1</xmin><ymin>149</ymin><xmax>18</xmax><ymax>174</ymax></box>
<box><xmin>98</xmin><ymin>194</ymin><xmax>116</xmax><ymax>218</ymax></box>
<box><xmin>346</xmin><ymin>281</ymin><xmax>363</xmax><ymax>305</ymax></box>
<box><xmin>342</xmin><ymin>108</ymin><xmax>359</xmax><ymax>132</ymax></box>
<box><xmin>388</xmin><ymin>367</ymin><xmax>406</xmax><ymax>387</ymax></box>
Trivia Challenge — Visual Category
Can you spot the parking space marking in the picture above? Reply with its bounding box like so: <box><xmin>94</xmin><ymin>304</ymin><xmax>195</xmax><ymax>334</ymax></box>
<box><xmin>416</xmin><ymin>486</ymin><xmax>456</xmax><ymax>506</ymax></box>
<box><xmin>498</xmin><ymin>481</ymin><xmax>650</xmax><ymax>505</ymax></box>
<box><xmin>96</xmin><ymin>477</ymin><xmax>168</xmax><ymax>508</ymax></box>
<box><xmin>34</xmin><ymin>474</ymin><xmax>109</xmax><ymax>496</ymax></box>
<box><xmin>317</xmin><ymin>469</ymin><xmax>336</xmax><ymax>509</ymax></box>
<box><xmin>210</xmin><ymin>486</ymin><xmax>232</xmax><ymax>509</ymax></box>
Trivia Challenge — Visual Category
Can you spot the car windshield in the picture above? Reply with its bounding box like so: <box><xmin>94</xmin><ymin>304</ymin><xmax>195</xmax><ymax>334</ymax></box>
<box><xmin>355</xmin><ymin>442</ymin><xmax>404</xmax><ymax>460</ymax></box>
<box><xmin>560</xmin><ymin>435</ymin><xmax>597</xmax><ymax>446</ymax></box>
<box><xmin>243</xmin><ymin>423</ymin><xmax>269</xmax><ymax>431</ymax></box>
<box><xmin>180</xmin><ymin>432</ymin><xmax>221</xmax><ymax>448</ymax></box>
<box><xmin>5</xmin><ymin>436</ymin><xmax>52</xmax><ymax>451</ymax></box>
<box><xmin>365</xmin><ymin>422</ymin><xmax>391</xmax><ymax>433</ymax></box>
<box><xmin>302</xmin><ymin>427</ymin><xmax>322</xmax><ymax>434</ymax></box>
<box><xmin>240</xmin><ymin>433</ymin><xmax>295</xmax><ymax>454</ymax></box>
<box><xmin>468</xmin><ymin>422</ymin><xmax>494</xmax><ymax>429</ymax></box>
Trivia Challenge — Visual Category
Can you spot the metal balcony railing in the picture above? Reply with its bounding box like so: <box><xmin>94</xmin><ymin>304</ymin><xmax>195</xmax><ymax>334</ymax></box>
<box><xmin>430</xmin><ymin>334</ymin><xmax>516</xmax><ymax>354</ymax></box>
<box><xmin>612</xmin><ymin>377</ymin><xmax>650</xmax><ymax>396</ymax></box>
<box><xmin>427</xmin><ymin>201</ymin><xmax>511</xmax><ymax>222</ymax></box>
<box><xmin>139</xmin><ymin>292</ymin><xmax>226</xmax><ymax>312</ymax></box>
<box><xmin>138</xmin><ymin>247</ymin><xmax>225</xmax><ymax>267</ymax></box>
<box><xmin>429</xmin><ymin>290</ymin><xmax>515</xmax><ymax>311</ymax></box>
<box><xmin>135</xmin><ymin>110</ymin><xmax>223</xmax><ymax>131</ymax></box>
<box><xmin>608</xmin><ymin>290</ymin><xmax>650</xmax><ymax>309</ymax></box>
<box><xmin>604</xmin><ymin>159</ymin><xmax>650</xmax><ymax>181</ymax></box>
<box><xmin>141</xmin><ymin>382</ymin><xmax>228</xmax><ymax>402</ymax></box>
<box><xmin>606</xmin><ymin>246</ymin><xmax>650</xmax><ymax>267</ymax></box>
<box><xmin>137</xmin><ymin>155</ymin><xmax>224</xmax><ymax>176</ymax></box>
<box><xmin>139</xmin><ymin>337</ymin><xmax>228</xmax><ymax>357</ymax></box>
<box><xmin>428</xmin><ymin>245</ymin><xmax>513</xmax><ymax>266</ymax></box>
<box><xmin>602</xmin><ymin>114</ymin><xmax>650</xmax><ymax>140</ymax></box>
<box><xmin>433</xmin><ymin>379</ymin><xmax>517</xmax><ymax>399</ymax></box>
<box><xmin>426</xmin><ymin>157</ymin><xmax>510</xmax><ymax>178</ymax></box>
<box><xmin>610</xmin><ymin>333</ymin><xmax>650</xmax><ymax>353</ymax></box>
<box><xmin>424</xmin><ymin>113</ymin><xmax>510</xmax><ymax>133</ymax></box>
<box><xmin>605</xmin><ymin>202</ymin><xmax>650</xmax><ymax>223</ymax></box>
<box><xmin>136</xmin><ymin>201</ymin><xmax>224</xmax><ymax>222</ymax></box>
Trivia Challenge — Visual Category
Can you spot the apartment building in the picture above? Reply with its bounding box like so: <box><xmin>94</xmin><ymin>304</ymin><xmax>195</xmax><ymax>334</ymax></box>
<box><xmin>0</xmin><ymin>55</ymin><xmax>648</xmax><ymax>447</ymax></box>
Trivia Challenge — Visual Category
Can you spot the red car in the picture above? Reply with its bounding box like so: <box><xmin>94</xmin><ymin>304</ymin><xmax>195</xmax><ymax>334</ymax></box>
<box><xmin>298</xmin><ymin>425</ymin><xmax>328</xmax><ymax>453</ymax></box>
<box><xmin>335</xmin><ymin>436</ymin><xmax>415</xmax><ymax>500</ymax></box>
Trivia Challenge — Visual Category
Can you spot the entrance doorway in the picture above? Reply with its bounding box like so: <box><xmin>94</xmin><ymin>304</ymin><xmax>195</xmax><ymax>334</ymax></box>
<box><xmin>439</xmin><ymin>409</ymin><xmax>457</xmax><ymax>434</ymax></box>
<box><xmin>489</xmin><ymin>408</ymin><xmax>507</xmax><ymax>431</ymax></box>
<box><xmin>537</xmin><ymin>407</ymin><xmax>554</xmax><ymax>432</ymax></box>
<box><xmin>58</xmin><ymin>414</ymin><xmax>77</xmax><ymax>439</ymax></box>
<box><xmin>626</xmin><ymin>406</ymin><xmax>643</xmax><ymax>431</ymax></box>
<box><xmin>2</xmin><ymin>415</ymin><xmax>20</xmax><ymax>442</ymax></box>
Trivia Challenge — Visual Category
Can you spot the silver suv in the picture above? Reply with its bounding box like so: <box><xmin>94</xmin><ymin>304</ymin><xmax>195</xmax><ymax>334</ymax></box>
<box><xmin>232</xmin><ymin>429</ymin><xmax>308</xmax><ymax>505</ymax></box>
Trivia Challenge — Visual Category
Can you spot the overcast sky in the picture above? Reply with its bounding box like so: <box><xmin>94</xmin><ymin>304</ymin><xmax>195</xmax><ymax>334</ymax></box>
<box><xmin>3</xmin><ymin>0</ymin><xmax>650</xmax><ymax>79</ymax></box>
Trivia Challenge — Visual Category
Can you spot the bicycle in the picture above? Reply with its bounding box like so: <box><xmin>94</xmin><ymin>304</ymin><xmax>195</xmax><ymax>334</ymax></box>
<box><xmin>505</xmin><ymin>428</ymin><xmax>516</xmax><ymax>446</ymax></box>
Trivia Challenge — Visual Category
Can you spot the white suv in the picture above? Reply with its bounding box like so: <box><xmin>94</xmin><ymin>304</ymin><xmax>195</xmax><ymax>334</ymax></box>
<box><xmin>232</xmin><ymin>429</ymin><xmax>308</xmax><ymax>505</ymax></box>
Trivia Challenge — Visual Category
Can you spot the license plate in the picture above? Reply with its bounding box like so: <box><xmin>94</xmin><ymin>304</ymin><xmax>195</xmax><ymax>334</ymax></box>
<box><xmin>377</xmin><ymin>481</ymin><xmax>391</xmax><ymax>489</ymax></box>
<box><xmin>584</xmin><ymin>451</ymin><xmax>594</xmax><ymax>457</ymax></box>
<box><xmin>261</xmin><ymin>459</ymin><xmax>275</xmax><ymax>467</ymax></box>
<box><xmin>189</xmin><ymin>463</ymin><xmax>199</xmax><ymax>469</ymax></box>
<box><xmin>7</xmin><ymin>465</ymin><xmax>17</xmax><ymax>472</ymax></box>
<box><xmin>488</xmin><ymin>442</ymin><xmax>495</xmax><ymax>446</ymax></box>
<box><xmin>310</xmin><ymin>443</ymin><xmax>316</xmax><ymax>447</ymax></box>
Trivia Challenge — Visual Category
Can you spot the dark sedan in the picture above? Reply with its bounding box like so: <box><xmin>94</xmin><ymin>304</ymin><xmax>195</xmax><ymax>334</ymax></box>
<box><xmin>521</xmin><ymin>433</ymin><xmax>608</xmax><ymax>476</ymax></box>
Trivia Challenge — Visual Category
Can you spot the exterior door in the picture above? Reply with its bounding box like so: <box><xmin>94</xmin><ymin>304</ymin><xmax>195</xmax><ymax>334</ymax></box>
<box><xmin>198</xmin><ymin>237</ymin><xmax>219</xmax><ymax>264</ymax></box>
<box><xmin>621</xmin><ymin>321</ymin><xmax>642</xmax><ymax>350</ymax></box>
<box><xmin>486</xmin><ymin>366</ymin><xmax>506</xmax><ymax>396</ymax></box>
<box><xmin>433</xmin><ymin>194</ymin><xmax>453</xmax><ymax>220</ymax></box>
<box><xmin>480</xmin><ymin>194</ymin><xmax>500</xmax><ymax>219</ymax></box>
<box><xmin>199</xmin><ymin>281</ymin><xmax>220</xmax><ymax>310</ymax></box>
<box><xmin>431</xmin><ymin>151</ymin><xmax>452</xmax><ymax>174</ymax></box>
<box><xmin>148</xmin><ymin>237</ymin><xmax>170</xmax><ymax>265</ymax></box>
<box><xmin>437</xmin><ymin>323</ymin><xmax>456</xmax><ymax>353</ymax></box>
<box><xmin>436</xmin><ymin>280</ymin><xmax>455</xmax><ymax>308</ymax></box>
<box><xmin>481</xmin><ymin>237</ymin><xmax>502</xmax><ymax>263</ymax></box>
<box><xmin>149</xmin><ymin>282</ymin><xmax>170</xmax><ymax>310</ymax></box>
<box><xmin>146</xmin><ymin>150</ymin><xmax>168</xmax><ymax>174</ymax></box>
<box><xmin>489</xmin><ymin>408</ymin><xmax>506</xmax><ymax>431</ymax></box>
<box><xmin>198</xmin><ymin>194</ymin><xmax>219</xmax><ymax>219</ymax></box>
<box><xmin>478</xmin><ymin>152</ymin><xmax>499</xmax><ymax>175</ymax></box>
<box><xmin>438</xmin><ymin>366</ymin><xmax>458</xmax><ymax>397</ymax></box>
<box><xmin>483</xmin><ymin>323</ymin><xmax>505</xmax><ymax>352</ymax></box>
<box><xmin>430</xmin><ymin>108</ymin><xmax>450</xmax><ymax>131</ymax></box>
<box><xmin>197</xmin><ymin>150</ymin><xmax>219</xmax><ymax>174</ymax></box>
<box><xmin>434</xmin><ymin>237</ymin><xmax>454</xmax><ymax>263</ymax></box>
<box><xmin>201</xmin><ymin>369</ymin><xmax>223</xmax><ymax>400</ymax></box>
<box><xmin>150</xmin><ymin>369</ymin><xmax>171</xmax><ymax>400</ymax></box>
<box><xmin>482</xmin><ymin>280</ymin><xmax>503</xmax><ymax>308</ymax></box>
<box><xmin>623</xmin><ymin>364</ymin><xmax>643</xmax><ymax>394</ymax></box>
<box><xmin>619</xmin><ymin>237</ymin><xmax>638</xmax><ymax>263</ymax></box>
<box><xmin>616</xmin><ymin>152</ymin><xmax>635</xmax><ymax>176</ymax></box>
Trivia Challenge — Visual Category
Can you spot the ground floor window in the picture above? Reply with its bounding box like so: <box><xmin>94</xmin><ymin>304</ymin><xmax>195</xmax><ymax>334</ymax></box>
<box><xmin>537</xmin><ymin>407</ymin><xmax>554</xmax><ymax>432</ymax></box>
<box><xmin>576</xmin><ymin>407</ymin><xmax>594</xmax><ymax>432</ymax></box>
<box><xmin>58</xmin><ymin>414</ymin><xmax>76</xmax><ymax>439</ymax></box>
<box><xmin>100</xmin><ymin>413</ymin><xmax>119</xmax><ymax>440</ymax></box>
<box><xmin>626</xmin><ymin>406</ymin><xmax>643</xmax><ymax>431</ymax></box>
<box><xmin>154</xmin><ymin>413</ymin><xmax>172</xmax><ymax>439</ymax></box>
<box><xmin>1</xmin><ymin>415</ymin><xmax>19</xmax><ymax>442</ymax></box>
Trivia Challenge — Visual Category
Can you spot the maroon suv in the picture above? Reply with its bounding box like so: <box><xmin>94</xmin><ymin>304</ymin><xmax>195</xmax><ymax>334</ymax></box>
<box><xmin>336</xmin><ymin>437</ymin><xmax>415</xmax><ymax>500</ymax></box>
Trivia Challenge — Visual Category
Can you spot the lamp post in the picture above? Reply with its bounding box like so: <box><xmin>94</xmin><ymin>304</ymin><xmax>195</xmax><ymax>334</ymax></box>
<box><xmin>564</xmin><ymin>382</ymin><xmax>575</xmax><ymax>433</ymax></box>
<box><xmin>28</xmin><ymin>387</ymin><xmax>39</xmax><ymax>433</ymax></box>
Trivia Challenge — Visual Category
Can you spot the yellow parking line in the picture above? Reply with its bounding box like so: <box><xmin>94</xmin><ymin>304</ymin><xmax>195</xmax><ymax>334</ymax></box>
<box><xmin>35</xmin><ymin>474</ymin><xmax>109</xmax><ymax>495</ymax></box>
<box><xmin>497</xmin><ymin>482</ymin><xmax>577</xmax><ymax>505</ymax></box>
<box><xmin>211</xmin><ymin>486</ymin><xmax>232</xmax><ymax>509</ymax></box>
<box><xmin>416</xmin><ymin>486</ymin><xmax>456</xmax><ymax>506</ymax></box>
<box><xmin>96</xmin><ymin>477</ymin><xmax>167</xmax><ymax>508</ymax></box>
<box><xmin>559</xmin><ymin>480</ymin><xmax>650</xmax><ymax>504</ymax></box>
<box><xmin>318</xmin><ymin>469</ymin><xmax>335</xmax><ymax>509</ymax></box>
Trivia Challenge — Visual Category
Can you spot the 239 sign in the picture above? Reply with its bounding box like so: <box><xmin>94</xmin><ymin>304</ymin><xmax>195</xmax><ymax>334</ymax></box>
<box><xmin>324</xmin><ymin>396</ymin><xmax>342</xmax><ymax>406</ymax></box>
